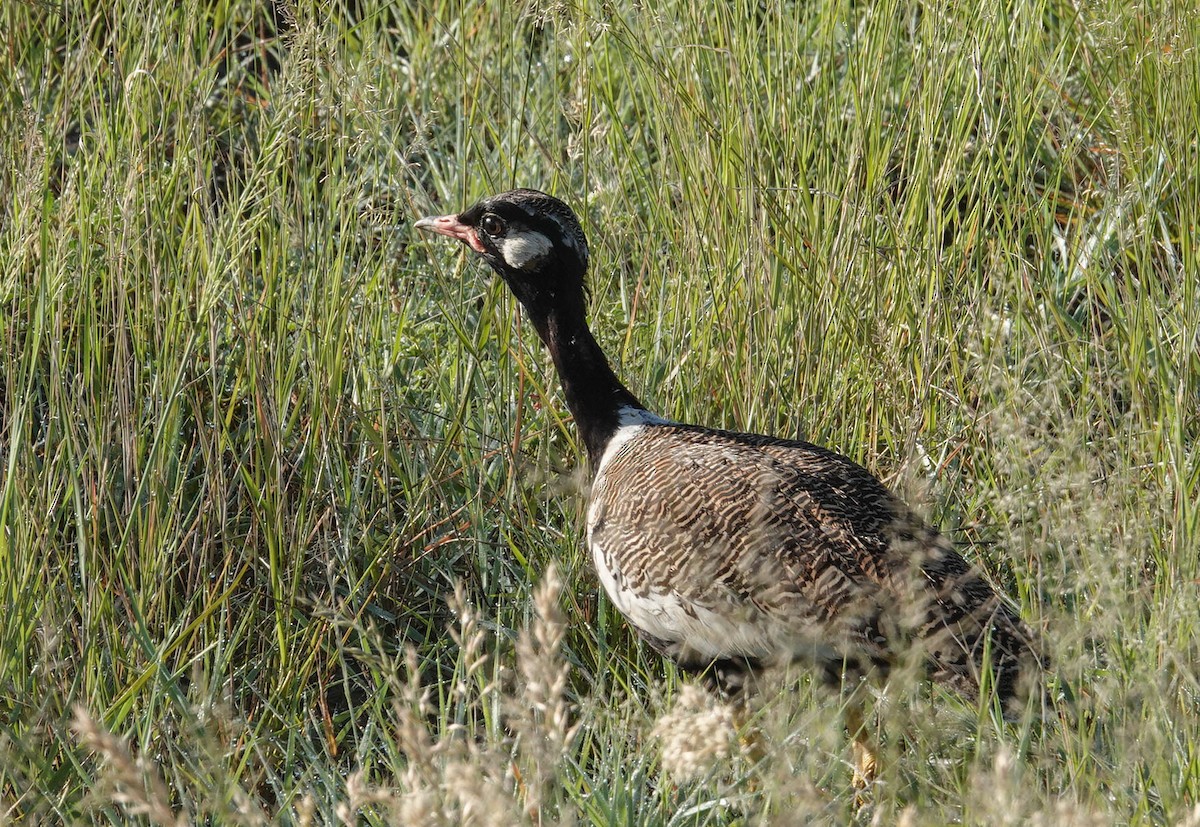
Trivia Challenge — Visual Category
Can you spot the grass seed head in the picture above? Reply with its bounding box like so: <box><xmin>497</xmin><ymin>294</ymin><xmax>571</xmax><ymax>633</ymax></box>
<box><xmin>651</xmin><ymin>684</ymin><xmax>737</xmax><ymax>784</ymax></box>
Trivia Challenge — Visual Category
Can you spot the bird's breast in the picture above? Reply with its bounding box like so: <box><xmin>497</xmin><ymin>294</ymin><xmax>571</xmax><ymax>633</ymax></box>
<box><xmin>586</xmin><ymin>428</ymin><xmax>779</xmax><ymax>661</ymax></box>
<box><xmin>587</xmin><ymin>527</ymin><xmax>776</xmax><ymax>660</ymax></box>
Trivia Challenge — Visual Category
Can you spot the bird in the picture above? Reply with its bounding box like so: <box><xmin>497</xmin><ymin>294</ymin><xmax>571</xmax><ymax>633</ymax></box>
<box><xmin>414</xmin><ymin>188</ymin><xmax>1045</xmax><ymax>789</ymax></box>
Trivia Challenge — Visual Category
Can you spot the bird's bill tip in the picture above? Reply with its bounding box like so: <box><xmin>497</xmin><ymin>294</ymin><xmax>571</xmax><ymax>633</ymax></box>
<box><xmin>412</xmin><ymin>213</ymin><xmax>453</xmax><ymax>231</ymax></box>
<box><xmin>413</xmin><ymin>213</ymin><xmax>486</xmax><ymax>253</ymax></box>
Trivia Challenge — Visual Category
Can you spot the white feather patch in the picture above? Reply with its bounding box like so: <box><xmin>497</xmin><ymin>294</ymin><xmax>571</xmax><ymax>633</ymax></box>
<box><xmin>591</xmin><ymin>407</ymin><xmax>670</xmax><ymax>479</ymax></box>
<box><xmin>587</xmin><ymin>548</ymin><xmax>777</xmax><ymax>660</ymax></box>
<box><xmin>498</xmin><ymin>231</ymin><xmax>553</xmax><ymax>270</ymax></box>
<box><xmin>586</xmin><ymin>406</ymin><xmax>778</xmax><ymax>660</ymax></box>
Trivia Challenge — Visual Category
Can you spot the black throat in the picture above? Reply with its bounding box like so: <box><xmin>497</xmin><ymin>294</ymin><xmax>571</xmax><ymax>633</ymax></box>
<box><xmin>522</xmin><ymin>298</ymin><xmax>646</xmax><ymax>471</ymax></box>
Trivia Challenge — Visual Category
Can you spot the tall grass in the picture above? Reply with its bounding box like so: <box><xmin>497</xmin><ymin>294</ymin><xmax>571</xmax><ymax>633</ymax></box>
<box><xmin>1</xmin><ymin>0</ymin><xmax>1197</xmax><ymax>823</ymax></box>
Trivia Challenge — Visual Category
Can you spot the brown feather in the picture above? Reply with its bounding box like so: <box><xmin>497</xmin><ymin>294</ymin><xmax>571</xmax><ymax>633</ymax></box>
<box><xmin>589</xmin><ymin>421</ymin><xmax>1044</xmax><ymax>710</ymax></box>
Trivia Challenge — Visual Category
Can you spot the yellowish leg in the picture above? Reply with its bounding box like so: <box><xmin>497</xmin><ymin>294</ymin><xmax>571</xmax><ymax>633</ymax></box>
<box><xmin>732</xmin><ymin>700</ymin><xmax>766</xmax><ymax>766</ymax></box>
<box><xmin>844</xmin><ymin>703</ymin><xmax>879</xmax><ymax>795</ymax></box>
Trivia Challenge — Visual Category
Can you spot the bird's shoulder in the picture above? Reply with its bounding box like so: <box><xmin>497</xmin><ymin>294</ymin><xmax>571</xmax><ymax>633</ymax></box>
<box><xmin>591</xmin><ymin>419</ymin><xmax>902</xmax><ymax>530</ymax></box>
<box><xmin>590</xmin><ymin>421</ymin><xmax>943</xmax><ymax>592</ymax></box>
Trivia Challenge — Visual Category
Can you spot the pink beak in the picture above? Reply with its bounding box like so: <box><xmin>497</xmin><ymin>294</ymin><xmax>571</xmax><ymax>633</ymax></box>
<box><xmin>413</xmin><ymin>213</ymin><xmax>487</xmax><ymax>254</ymax></box>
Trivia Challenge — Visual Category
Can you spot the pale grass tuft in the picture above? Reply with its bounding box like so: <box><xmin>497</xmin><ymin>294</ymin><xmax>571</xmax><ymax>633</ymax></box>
<box><xmin>449</xmin><ymin>580</ymin><xmax>491</xmax><ymax>699</ymax></box>
<box><xmin>652</xmin><ymin>684</ymin><xmax>738</xmax><ymax>784</ymax></box>
<box><xmin>1177</xmin><ymin>804</ymin><xmax>1200</xmax><ymax>827</ymax></box>
<box><xmin>397</xmin><ymin>785</ymin><xmax>441</xmax><ymax>827</ymax></box>
<box><xmin>336</xmin><ymin>769</ymin><xmax>401</xmax><ymax>825</ymax></box>
<box><xmin>511</xmin><ymin>563</ymin><xmax>577</xmax><ymax>820</ymax></box>
<box><xmin>70</xmin><ymin>705</ymin><xmax>184</xmax><ymax>827</ymax></box>
<box><xmin>965</xmin><ymin>744</ymin><xmax>1113</xmax><ymax>826</ymax></box>
<box><xmin>983</xmin><ymin>746</ymin><xmax>1020</xmax><ymax>826</ymax></box>
<box><xmin>1029</xmin><ymin>799</ymin><xmax>1115</xmax><ymax>827</ymax></box>
<box><xmin>516</xmin><ymin>564</ymin><xmax>573</xmax><ymax>744</ymax></box>
<box><xmin>525</xmin><ymin>0</ymin><xmax>568</xmax><ymax>24</ymax></box>
<box><xmin>393</xmin><ymin>646</ymin><xmax>445</xmax><ymax>825</ymax></box>
<box><xmin>444</xmin><ymin>760</ymin><xmax>523</xmax><ymax>827</ymax></box>
<box><xmin>390</xmin><ymin>586</ymin><xmax>532</xmax><ymax>826</ymax></box>
<box><xmin>293</xmin><ymin>794</ymin><xmax>316</xmax><ymax>827</ymax></box>
<box><xmin>223</xmin><ymin>784</ymin><xmax>270</xmax><ymax>827</ymax></box>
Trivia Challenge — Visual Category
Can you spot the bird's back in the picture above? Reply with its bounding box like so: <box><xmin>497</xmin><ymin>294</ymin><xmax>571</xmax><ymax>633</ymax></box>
<box><xmin>586</xmin><ymin>420</ymin><xmax>1044</xmax><ymax>710</ymax></box>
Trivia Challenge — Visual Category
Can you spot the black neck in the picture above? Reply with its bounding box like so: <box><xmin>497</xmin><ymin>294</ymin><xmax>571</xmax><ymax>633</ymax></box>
<box><xmin>527</xmin><ymin>304</ymin><xmax>645</xmax><ymax>470</ymax></box>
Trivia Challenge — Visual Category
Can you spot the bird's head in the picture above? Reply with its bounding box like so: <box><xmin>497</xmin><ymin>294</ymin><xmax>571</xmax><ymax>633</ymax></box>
<box><xmin>414</xmin><ymin>189</ymin><xmax>589</xmax><ymax>320</ymax></box>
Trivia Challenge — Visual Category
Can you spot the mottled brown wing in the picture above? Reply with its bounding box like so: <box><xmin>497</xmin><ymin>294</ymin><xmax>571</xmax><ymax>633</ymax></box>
<box><xmin>588</xmin><ymin>425</ymin><xmax>898</xmax><ymax>674</ymax></box>
<box><xmin>752</xmin><ymin>429</ymin><xmax>1046</xmax><ymax>708</ymax></box>
<box><xmin>589</xmin><ymin>423</ymin><xmax>1043</xmax><ymax>707</ymax></box>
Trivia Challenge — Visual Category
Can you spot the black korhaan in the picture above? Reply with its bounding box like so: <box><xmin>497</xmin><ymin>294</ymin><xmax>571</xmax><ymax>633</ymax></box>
<box><xmin>415</xmin><ymin>188</ymin><xmax>1045</xmax><ymax>788</ymax></box>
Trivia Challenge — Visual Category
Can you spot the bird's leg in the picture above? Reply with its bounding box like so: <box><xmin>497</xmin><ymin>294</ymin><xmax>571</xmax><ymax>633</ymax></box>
<box><xmin>731</xmin><ymin>696</ymin><xmax>766</xmax><ymax>767</ymax></box>
<box><xmin>844</xmin><ymin>701</ymin><xmax>878</xmax><ymax>793</ymax></box>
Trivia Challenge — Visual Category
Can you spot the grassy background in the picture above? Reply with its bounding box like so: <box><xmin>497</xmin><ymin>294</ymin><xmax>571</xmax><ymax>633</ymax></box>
<box><xmin>2</xmin><ymin>0</ymin><xmax>1198</xmax><ymax>822</ymax></box>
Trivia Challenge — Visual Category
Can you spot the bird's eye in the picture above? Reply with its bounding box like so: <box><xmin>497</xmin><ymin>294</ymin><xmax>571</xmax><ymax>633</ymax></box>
<box><xmin>480</xmin><ymin>214</ymin><xmax>506</xmax><ymax>237</ymax></box>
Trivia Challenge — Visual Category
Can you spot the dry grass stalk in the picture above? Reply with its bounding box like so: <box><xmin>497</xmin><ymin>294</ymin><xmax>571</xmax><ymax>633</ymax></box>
<box><xmin>69</xmin><ymin>704</ymin><xmax>184</xmax><ymax>827</ymax></box>
<box><xmin>511</xmin><ymin>564</ymin><xmax>577</xmax><ymax>821</ymax></box>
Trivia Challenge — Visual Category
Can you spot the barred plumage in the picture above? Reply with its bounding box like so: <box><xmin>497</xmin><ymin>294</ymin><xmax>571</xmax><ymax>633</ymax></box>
<box><xmin>416</xmin><ymin>189</ymin><xmax>1046</xmax><ymax>789</ymax></box>
<box><xmin>590</xmin><ymin>413</ymin><xmax>1041</xmax><ymax>707</ymax></box>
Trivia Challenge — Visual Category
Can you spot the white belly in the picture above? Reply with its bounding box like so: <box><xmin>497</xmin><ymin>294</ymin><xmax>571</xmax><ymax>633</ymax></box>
<box><xmin>586</xmin><ymin>408</ymin><xmax>776</xmax><ymax>660</ymax></box>
<box><xmin>587</xmin><ymin>537</ymin><xmax>775</xmax><ymax>660</ymax></box>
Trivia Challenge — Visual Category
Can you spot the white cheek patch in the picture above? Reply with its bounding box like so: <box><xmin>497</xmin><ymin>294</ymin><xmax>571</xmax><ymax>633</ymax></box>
<box><xmin>498</xmin><ymin>231</ymin><xmax>553</xmax><ymax>270</ymax></box>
